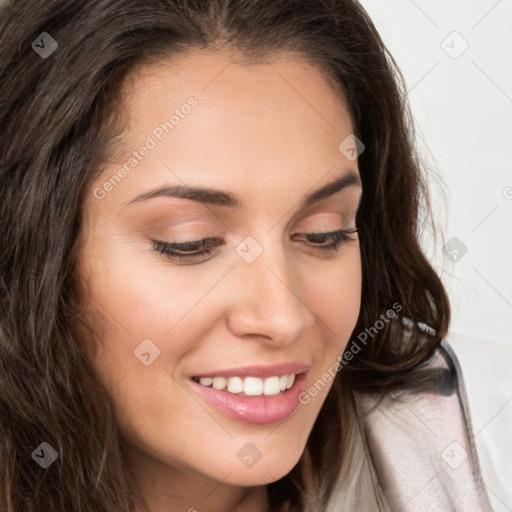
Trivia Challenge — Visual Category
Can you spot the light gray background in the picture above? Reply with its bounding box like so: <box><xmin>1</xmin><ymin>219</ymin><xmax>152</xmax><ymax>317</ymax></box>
<box><xmin>359</xmin><ymin>1</ymin><xmax>512</xmax><ymax>510</ymax></box>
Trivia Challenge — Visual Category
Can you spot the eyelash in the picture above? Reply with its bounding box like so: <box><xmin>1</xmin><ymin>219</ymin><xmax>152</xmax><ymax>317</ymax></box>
<box><xmin>151</xmin><ymin>228</ymin><xmax>358</xmax><ymax>262</ymax></box>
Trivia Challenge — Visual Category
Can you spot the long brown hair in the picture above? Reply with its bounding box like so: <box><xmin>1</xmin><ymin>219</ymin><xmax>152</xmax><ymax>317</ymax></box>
<box><xmin>0</xmin><ymin>1</ymin><xmax>450</xmax><ymax>510</ymax></box>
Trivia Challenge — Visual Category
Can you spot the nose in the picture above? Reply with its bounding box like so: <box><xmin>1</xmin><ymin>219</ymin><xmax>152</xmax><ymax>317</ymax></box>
<box><xmin>226</xmin><ymin>239</ymin><xmax>315</xmax><ymax>345</ymax></box>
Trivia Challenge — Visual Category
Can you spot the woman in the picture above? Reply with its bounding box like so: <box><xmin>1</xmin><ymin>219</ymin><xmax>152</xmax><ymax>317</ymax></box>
<box><xmin>0</xmin><ymin>1</ymin><xmax>494</xmax><ymax>511</ymax></box>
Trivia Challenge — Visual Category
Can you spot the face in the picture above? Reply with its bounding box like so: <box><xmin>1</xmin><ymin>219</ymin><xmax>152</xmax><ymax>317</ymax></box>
<box><xmin>76</xmin><ymin>50</ymin><xmax>362</xmax><ymax>505</ymax></box>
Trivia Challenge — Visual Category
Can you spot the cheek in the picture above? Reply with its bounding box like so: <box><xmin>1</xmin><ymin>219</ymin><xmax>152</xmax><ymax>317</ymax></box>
<box><xmin>305</xmin><ymin>248</ymin><xmax>362</xmax><ymax>337</ymax></box>
<box><xmin>74</xmin><ymin>238</ymin><xmax>244</xmax><ymax>437</ymax></box>
<box><xmin>301</xmin><ymin>247</ymin><xmax>362</xmax><ymax>392</ymax></box>
<box><xmin>77</xmin><ymin>230</ymin><xmax>221</xmax><ymax>343</ymax></box>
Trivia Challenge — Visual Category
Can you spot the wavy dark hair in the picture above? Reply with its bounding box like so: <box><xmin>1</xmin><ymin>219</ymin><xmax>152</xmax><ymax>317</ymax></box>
<box><xmin>0</xmin><ymin>0</ymin><xmax>450</xmax><ymax>510</ymax></box>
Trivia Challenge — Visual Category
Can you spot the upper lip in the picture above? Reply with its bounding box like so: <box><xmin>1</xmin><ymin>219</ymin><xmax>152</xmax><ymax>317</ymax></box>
<box><xmin>191</xmin><ymin>362</ymin><xmax>311</xmax><ymax>379</ymax></box>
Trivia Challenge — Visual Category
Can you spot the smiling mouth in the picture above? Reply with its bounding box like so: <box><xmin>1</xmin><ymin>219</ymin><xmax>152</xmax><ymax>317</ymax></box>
<box><xmin>188</xmin><ymin>370</ymin><xmax>308</xmax><ymax>424</ymax></box>
<box><xmin>190</xmin><ymin>373</ymin><xmax>298</xmax><ymax>397</ymax></box>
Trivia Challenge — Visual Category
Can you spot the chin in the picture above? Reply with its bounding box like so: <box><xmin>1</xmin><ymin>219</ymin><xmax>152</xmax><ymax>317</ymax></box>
<box><xmin>217</xmin><ymin>446</ymin><xmax>305</xmax><ymax>487</ymax></box>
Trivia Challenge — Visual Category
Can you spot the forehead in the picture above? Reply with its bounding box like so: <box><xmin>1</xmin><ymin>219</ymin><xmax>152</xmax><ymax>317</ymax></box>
<box><xmin>126</xmin><ymin>49</ymin><xmax>348</xmax><ymax>110</ymax></box>
<box><xmin>92</xmin><ymin>50</ymin><xmax>358</xmax><ymax>211</ymax></box>
<box><xmin>114</xmin><ymin>49</ymin><xmax>353</xmax><ymax>146</ymax></box>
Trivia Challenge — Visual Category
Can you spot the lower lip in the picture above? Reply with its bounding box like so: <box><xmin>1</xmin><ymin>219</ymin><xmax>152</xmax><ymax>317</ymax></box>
<box><xmin>188</xmin><ymin>373</ymin><xmax>307</xmax><ymax>424</ymax></box>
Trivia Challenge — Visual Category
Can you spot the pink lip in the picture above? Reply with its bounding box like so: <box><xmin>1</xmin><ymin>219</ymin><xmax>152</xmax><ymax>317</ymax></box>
<box><xmin>191</xmin><ymin>362</ymin><xmax>311</xmax><ymax>379</ymax></box>
<box><xmin>189</xmin><ymin>372</ymin><xmax>308</xmax><ymax>424</ymax></box>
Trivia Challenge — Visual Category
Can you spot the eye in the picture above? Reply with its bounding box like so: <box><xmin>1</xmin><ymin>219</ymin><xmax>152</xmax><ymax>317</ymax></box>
<box><xmin>151</xmin><ymin>237</ymin><xmax>224</xmax><ymax>263</ymax></box>
<box><xmin>151</xmin><ymin>228</ymin><xmax>358</xmax><ymax>263</ymax></box>
<box><xmin>291</xmin><ymin>228</ymin><xmax>358</xmax><ymax>256</ymax></box>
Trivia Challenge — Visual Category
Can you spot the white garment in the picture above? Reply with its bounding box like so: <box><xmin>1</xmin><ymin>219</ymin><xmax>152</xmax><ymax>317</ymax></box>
<box><xmin>347</xmin><ymin>340</ymin><xmax>494</xmax><ymax>511</ymax></box>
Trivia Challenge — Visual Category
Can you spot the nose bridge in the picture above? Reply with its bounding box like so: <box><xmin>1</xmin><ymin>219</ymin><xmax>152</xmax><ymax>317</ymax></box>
<box><xmin>227</xmin><ymin>234</ymin><xmax>315</xmax><ymax>342</ymax></box>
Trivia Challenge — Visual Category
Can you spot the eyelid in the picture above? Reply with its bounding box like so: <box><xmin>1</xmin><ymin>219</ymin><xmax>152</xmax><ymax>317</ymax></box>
<box><xmin>151</xmin><ymin>227</ymin><xmax>358</xmax><ymax>263</ymax></box>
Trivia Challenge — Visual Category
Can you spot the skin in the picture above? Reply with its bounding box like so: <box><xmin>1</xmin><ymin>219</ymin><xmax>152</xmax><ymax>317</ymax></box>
<box><xmin>75</xmin><ymin>50</ymin><xmax>363</xmax><ymax>512</ymax></box>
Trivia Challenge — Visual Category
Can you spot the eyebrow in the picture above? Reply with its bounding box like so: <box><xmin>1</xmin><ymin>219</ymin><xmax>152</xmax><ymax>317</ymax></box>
<box><xmin>127</xmin><ymin>170</ymin><xmax>361</xmax><ymax>209</ymax></box>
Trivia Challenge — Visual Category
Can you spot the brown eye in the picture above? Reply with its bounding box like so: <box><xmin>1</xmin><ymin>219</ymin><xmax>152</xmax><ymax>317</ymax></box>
<box><xmin>291</xmin><ymin>228</ymin><xmax>358</xmax><ymax>254</ymax></box>
<box><xmin>151</xmin><ymin>237</ymin><xmax>224</xmax><ymax>261</ymax></box>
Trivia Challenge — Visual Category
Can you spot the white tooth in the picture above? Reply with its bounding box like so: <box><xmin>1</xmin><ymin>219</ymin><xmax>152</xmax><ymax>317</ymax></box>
<box><xmin>286</xmin><ymin>374</ymin><xmax>295</xmax><ymax>389</ymax></box>
<box><xmin>199</xmin><ymin>377</ymin><xmax>213</xmax><ymax>387</ymax></box>
<box><xmin>227</xmin><ymin>376</ymin><xmax>244</xmax><ymax>393</ymax></box>
<box><xmin>263</xmin><ymin>376</ymin><xmax>281</xmax><ymax>396</ymax></box>
<box><xmin>279</xmin><ymin>375</ymin><xmax>288</xmax><ymax>391</ymax></box>
<box><xmin>244</xmin><ymin>377</ymin><xmax>263</xmax><ymax>396</ymax></box>
<box><xmin>212</xmin><ymin>377</ymin><xmax>227</xmax><ymax>390</ymax></box>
